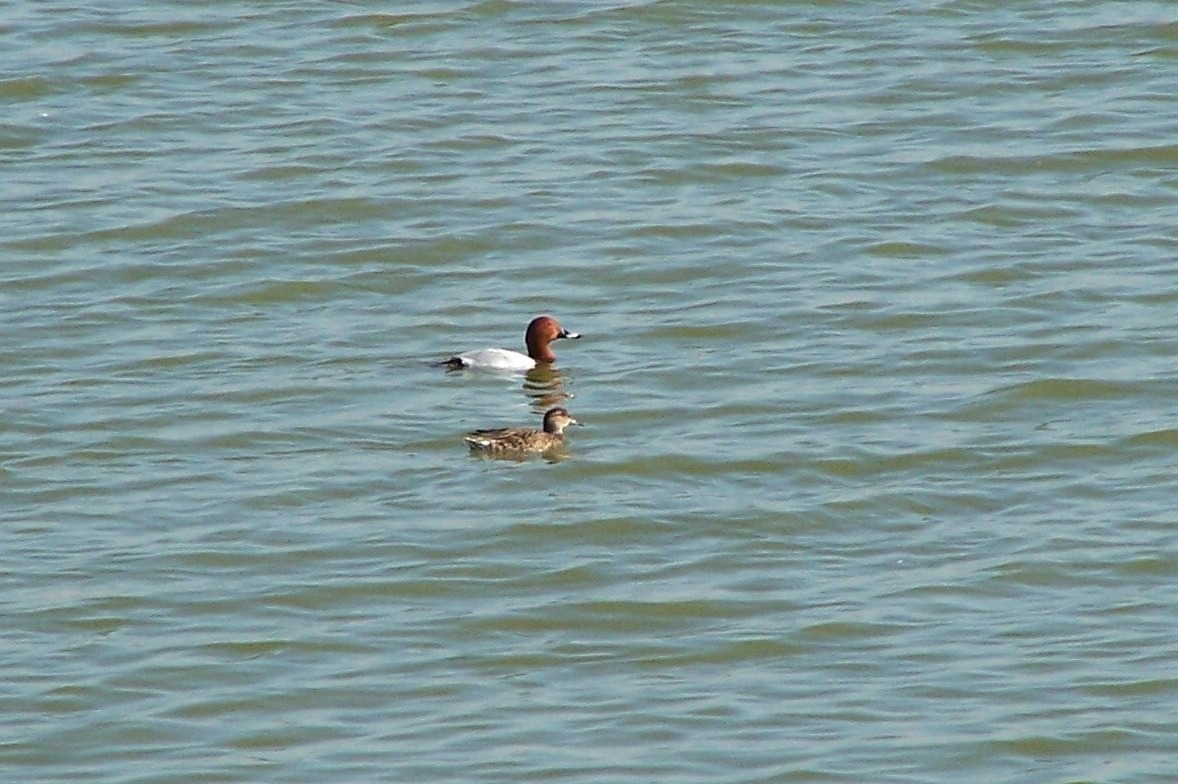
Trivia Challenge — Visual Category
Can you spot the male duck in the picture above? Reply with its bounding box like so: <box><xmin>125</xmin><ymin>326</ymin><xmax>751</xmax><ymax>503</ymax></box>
<box><xmin>440</xmin><ymin>315</ymin><xmax>581</xmax><ymax>371</ymax></box>
<box><xmin>464</xmin><ymin>407</ymin><xmax>581</xmax><ymax>454</ymax></box>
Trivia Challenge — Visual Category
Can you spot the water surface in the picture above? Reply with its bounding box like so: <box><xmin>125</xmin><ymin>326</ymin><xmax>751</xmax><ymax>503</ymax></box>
<box><xmin>3</xmin><ymin>2</ymin><xmax>1177</xmax><ymax>782</ymax></box>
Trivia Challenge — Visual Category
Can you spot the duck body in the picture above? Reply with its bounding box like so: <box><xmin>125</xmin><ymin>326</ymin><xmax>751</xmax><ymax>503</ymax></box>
<box><xmin>464</xmin><ymin>407</ymin><xmax>581</xmax><ymax>454</ymax></box>
<box><xmin>441</xmin><ymin>315</ymin><xmax>580</xmax><ymax>372</ymax></box>
<box><xmin>445</xmin><ymin>347</ymin><xmax>538</xmax><ymax>372</ymax></box>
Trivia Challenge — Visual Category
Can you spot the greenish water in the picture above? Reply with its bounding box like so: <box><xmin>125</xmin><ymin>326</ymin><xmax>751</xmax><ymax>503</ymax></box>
<box><xmin>3</xmin><ymin>2</ymin><xmax>1176</xmax><ymax>782</ymax></box>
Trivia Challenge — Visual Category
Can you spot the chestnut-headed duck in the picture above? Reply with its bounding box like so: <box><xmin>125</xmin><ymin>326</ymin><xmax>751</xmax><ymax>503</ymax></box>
<box><xmin>464</xmin><ymin>407</ymin><xmax>582</xmax><ymax>454</ymax></box>
<box><xmin>440</xmin><ymin>315</ymin><xmax>581</xmax><ymax>372</ymax></box>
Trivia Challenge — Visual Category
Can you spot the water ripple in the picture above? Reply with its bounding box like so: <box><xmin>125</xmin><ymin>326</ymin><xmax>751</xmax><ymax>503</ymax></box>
<box><xmin>3</xmin><ymin>1</ymin><xmax>1178</xmax><ymax>783</ymax></box>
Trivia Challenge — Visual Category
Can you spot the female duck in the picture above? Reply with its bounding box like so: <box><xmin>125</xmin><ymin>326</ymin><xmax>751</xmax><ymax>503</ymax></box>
<box><xmin>441</xmin><ymin>315</ymin><xmax>581</xmax><ymax>372</ymax></box>
<box><xmin>464</xmin><ymin>407</ymin><xmax>581</xmax><ymax>454</ymax></box>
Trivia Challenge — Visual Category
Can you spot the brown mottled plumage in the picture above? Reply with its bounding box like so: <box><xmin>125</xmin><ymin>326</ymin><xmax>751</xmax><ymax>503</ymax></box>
<box><xmin>464</xmin><ymin>407</ymin><xmax>581</xmax><ymax>454</ymax></box>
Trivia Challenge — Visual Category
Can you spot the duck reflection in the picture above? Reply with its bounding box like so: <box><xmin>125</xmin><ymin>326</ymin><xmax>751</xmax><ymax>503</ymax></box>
<box><xmin>523</xmin><ymin>364</ymin><xmax>572</xmax><ymax>409</ymax></box>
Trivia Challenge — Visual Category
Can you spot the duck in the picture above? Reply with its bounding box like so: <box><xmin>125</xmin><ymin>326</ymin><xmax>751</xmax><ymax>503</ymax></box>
<box><xmin>464</xmin><ymin>407</ymin><xmax>581</xmax><ymax>454</ymax></box>
<box><xmin>439</xmin><ymin>315</ymin><xmax>581</xmax><ymax>372</ymax></box>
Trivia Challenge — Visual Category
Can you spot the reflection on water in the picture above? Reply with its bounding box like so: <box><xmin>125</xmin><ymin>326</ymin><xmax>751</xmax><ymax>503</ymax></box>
<box><xmin>523</xmin><ymin>365</ymin><xmax>572</xmax><ymax>409</ymax></box>
<box><xmin>466</xmin><ymin>444</ymin><xmax>571</xmax><ymax>464</ymax></box>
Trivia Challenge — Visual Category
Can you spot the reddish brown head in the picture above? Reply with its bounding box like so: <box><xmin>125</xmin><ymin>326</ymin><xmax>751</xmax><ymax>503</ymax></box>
<box><xmin>524</xmin><ymin>315</ymin><xmax>581</xmax><ymax>363</ymax></box>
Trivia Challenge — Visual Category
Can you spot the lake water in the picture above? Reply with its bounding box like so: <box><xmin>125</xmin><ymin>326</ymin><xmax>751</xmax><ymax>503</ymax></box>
<box><xmin>3</xmin><ymin>1</ymin><xmax>1176</xmax><ymax>782</ymax></box>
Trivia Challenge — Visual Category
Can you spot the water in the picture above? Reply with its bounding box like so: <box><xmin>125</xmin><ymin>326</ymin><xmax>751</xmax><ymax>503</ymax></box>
<box><xmin>3</xmin><ymin>1</ymin><xmax>1176</xmax><ymax>782</ymax></box>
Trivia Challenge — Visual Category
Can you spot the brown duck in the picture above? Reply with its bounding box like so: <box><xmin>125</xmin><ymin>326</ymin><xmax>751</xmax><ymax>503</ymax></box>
<box><xmin>464</xmin><ymin>407</ymin><xmax>582</xmax><ymax>454</ymax></box>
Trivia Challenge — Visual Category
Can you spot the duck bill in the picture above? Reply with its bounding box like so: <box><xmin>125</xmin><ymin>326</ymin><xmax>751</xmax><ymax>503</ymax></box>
<box><xmin>560</xmin><ymin>329</ymin><xmax>582</xmax><ymax>340</ymax></box>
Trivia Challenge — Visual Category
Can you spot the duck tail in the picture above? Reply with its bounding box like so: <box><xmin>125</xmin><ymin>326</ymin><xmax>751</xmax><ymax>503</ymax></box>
<box><xmin>435</xmin><ymin>356</ymin><xmax>467</xmax><ymax>370</ymax></box>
